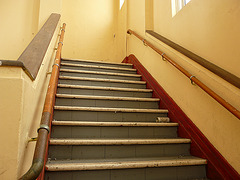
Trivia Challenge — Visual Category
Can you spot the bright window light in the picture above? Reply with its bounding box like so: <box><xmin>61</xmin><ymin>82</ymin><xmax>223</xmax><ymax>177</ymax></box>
<box><xmin>120</xmin><ymin>0</ymin><xmax>125</xmax><ymax>10</ymax></box>
<box><xmin>172</xmin><ymin>0</ymin><xmax>191</xmax><ymax>17</ymax></box>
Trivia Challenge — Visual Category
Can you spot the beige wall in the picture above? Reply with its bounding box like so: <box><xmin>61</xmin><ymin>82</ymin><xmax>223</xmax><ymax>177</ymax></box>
<box><xmin>127</xmin><ymin>0</ymin><xmax>240</xmax><ymax>173</ymax></box>
<box><xmin>0</xmin><ymin>0</ymin><xmax>40</xmax><ymax>60</ymax></box>
<box><xmin>153</xmin><ymin>0</ymin><xmax>240</xmax><ymax>77</ymax></box>
<box><xmin>38</xmin><ymin>0</ymin><xmax>62</xmax><ymax>29</ymax></box>
<box><xmin>0</xmin><ymin>0</ymin><xmax>63</xmax><ymax>176</ymax></box>
<box><xmin>61</xmin><ymin>0</ymin><xmax>126</xmax><ymax>63</ymax></box>
<box><xmin>0</xmin><ymin>18</ymin><xmax>61</xmax><ymax>180</ymax></box>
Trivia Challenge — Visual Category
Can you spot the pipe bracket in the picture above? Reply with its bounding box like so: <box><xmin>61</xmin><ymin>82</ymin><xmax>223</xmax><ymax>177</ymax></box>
<box><xmin>190</xmin><ymin>75</ymin><xmax>196</xmax><ymax>85</ymax></box>
<box><xmin>37</xmin><ymin>124</ymin><xmax>50</xmax><ymax>133</ymax></box>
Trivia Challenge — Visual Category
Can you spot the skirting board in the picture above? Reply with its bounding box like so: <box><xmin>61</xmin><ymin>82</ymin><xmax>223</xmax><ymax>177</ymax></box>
<box><xmin>122</xmin><ymin>54</ymin><xmax>240</xmax><ymax>180</ymax></box>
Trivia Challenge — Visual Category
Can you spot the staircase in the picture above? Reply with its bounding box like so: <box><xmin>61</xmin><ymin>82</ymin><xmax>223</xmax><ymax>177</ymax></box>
<box><xmin>45</xmin><ymin>58</ymin><xmax>207</xmax><ymax>179</ymax></box>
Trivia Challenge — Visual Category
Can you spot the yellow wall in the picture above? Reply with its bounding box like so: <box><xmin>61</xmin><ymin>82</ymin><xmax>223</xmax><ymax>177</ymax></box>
<box><xmin>61</xmin><ymin>0</ymin><xmax>126</xmax><ymax>63</ymax></box>
<box><xmin>0</xmin><ymin>18</ymin><xmax>61</xmax><ymax>180</ymax></box>
<box><xmin>127</xmin><ymin>0</ymin><xmax>240</xmax><ymax>173</ymax></box>
<box><xmin>0</xmin><ymin>0</ymin><xmax>40</xmax><ymax>60</ymax></box>
<box><xmin>38</xmin><ymin>0</ymin><xmax>62</xmax><ymax>29</ymax></box>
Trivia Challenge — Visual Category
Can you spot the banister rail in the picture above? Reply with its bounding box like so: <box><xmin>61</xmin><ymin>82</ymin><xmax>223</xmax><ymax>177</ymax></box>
<box><xmin>20</xmin><ymin>23</ymin><xmax>66</xmax><ymax>180</ymax></box>
<box><xmin>127</xmin><ymin>29</ymin><xmax>240</xmax><ymax>120</ymax></box>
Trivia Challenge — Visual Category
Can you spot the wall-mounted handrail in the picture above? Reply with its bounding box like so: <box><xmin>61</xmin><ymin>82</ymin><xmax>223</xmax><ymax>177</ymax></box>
<box><xmin>146</xmin><ymin>30</ymin><xmax>240</xmax><ymax>89</ymax></box>
<box><xmin>127</xmin><ymin>29</ymin><xmax>240</xmax><ymax>120</ymax></box>
<box><xmin>19</xmin><ymin>23</ymin><xmax>66</xmax><ymax>180</ymax></box>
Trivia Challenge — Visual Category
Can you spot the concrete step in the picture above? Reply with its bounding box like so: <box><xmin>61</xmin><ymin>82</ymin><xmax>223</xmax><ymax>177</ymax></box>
<box><xmin>61</xmin><ymin>62</ymin><xmax>137</xmax><ymax>74</ymax></box>
<box><xmin>59</xmin><ymin>69</ymin><xmax>141</xmax><ymax>81</ymax></box>
<box><xmin>45</xmin><ymin>157</ymin><xmax>207</xmax><ymax>180</ymax></box>
<box><xmin>48</xmin><ymin>138</ymin><xmax>191</xmax><ymax>160</ymax></box>
<box><xmin>51</xmin><ymin>121</ymin><xmax>177</xmax><ymax>139</ymax></box>
<box><xmin>61</xmin><ymin>58</ymin><xmax>133</xmax><ymax>69</ymax></box>
<box><xmin>58</xmin><ymin>76</ymin><xmax>146</xmax><ymax>89</ymax></box>
<box><xmin>53</xmin><ymin>106</ymin><xmax>168</xmax><ymax>122</ymax></box>
<box><xmin>55</xmin><ymin>94</ymin><xmax>160</xmax><ymax>109</ymax></box>
<box><xmin>57</xmin><ymin>84</ymin><xmax>153</xmax><ymax>98</ymax></box>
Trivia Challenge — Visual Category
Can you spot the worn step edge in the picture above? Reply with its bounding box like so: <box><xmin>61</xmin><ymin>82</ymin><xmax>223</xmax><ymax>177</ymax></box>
<box><xmin>57</xmin><ymin>84</ymin><xmax>153</xmax><ymax>92</ymax></box>
<box><xmin>52</xmin><ymin>121</ymin><xmax>178</xmax><ymax>127</ymax></box>
<box><xmin>46</xmin><ymin>158</ymin><xmax>207</xmax><ymax>171</ymax></box>
<box><xmin>59</xmin><ymin>76</ymin><xmax>146</xmax><ymax>84</ymax></box>
<box><xmin>60</xmin><ymin>69</ymin><xmax>141</xmax><ymax>78</ymax></box>
<box><xmin>49</xmin><ymin>138</ymin><xmax>191</xmax><ymax>145</ymax></box>
<box><xmin>56</xmin><ymin>94</ymin><xmax>160</xmax><ymax>102</ymax></box>
<box><xmin>61</xmin><ymin>62</ymin><xmax>136</xmax><ymax>72</ymax></box>
<box><xmin>61</xmin><ymin>58</ymin><xmax>133</xmax><ymax>67</ymax></box>
<box><xmin>54</xmin><ymin>106</ymin><xmax>168</xmax><ymax>113</ymax></box>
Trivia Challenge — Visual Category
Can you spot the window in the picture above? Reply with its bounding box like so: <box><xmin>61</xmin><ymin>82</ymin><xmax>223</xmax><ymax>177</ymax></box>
<box><xmin>171</xmin><ymin>0</ymin><xmax>191</xmax><ymax>17</ymax></box>
<box><xmin>120</xmin><ymin>0</ymin><xmax>125</xmax><ymax>10</ymax></box>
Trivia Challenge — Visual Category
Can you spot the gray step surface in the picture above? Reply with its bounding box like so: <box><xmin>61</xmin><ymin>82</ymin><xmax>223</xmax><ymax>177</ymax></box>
<box><xmin>45</xmin><ymin>157</ymin><xmax>207</xmax><ymax>180</ymax></box>
<box><xmin>57</xmin><ymin>84</ymin><xmax>153</xmax><ymax>98</ymax></box>
<box><xmin>59</xmin><ymin>69</ymin><xmax>141</xmax><ymax>81</ymax></box>
<box><xmin>55</xmin><ymin>94</ymin><xmax>159</xmax><ymax>109</ymax></box>
<box><xmin>58</xmin><ymin>76</ymin><xmax>146</xmax><ymax>89</ymax></box>
<box><xmin>53</xmin><ymin>106</ymin><xmax>168</xmax><ymax>122</ymax></box>
<box><xmin>61</xmin><ymin>58</ymin><xmax>133</xmax><ymax>69</ymax></box>
<box><xmin>61</xmin><ymin>62</ymin><xmax>137</xmax><ymax>74</ymax></box>
<box><xmin>48</xmin><ymin>139</ymin><xmax>191</xmax><ymax>160</ymax></box>
<box><xmin>51</xmin><ymin>121</ymin><xmax>177</xmax><ymax>139</ymax></box>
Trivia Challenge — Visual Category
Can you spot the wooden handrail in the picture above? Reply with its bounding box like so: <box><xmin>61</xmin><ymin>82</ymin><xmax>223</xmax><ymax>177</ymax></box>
<box><xmin>127</xmin><ymin>29</ymin><xmax>240</xmax><ymax>120</ymax></box>
<box><xmin>20</xmin><ymin>23</ymin><xmax>66</xmax><ymax>180</ymax></box>
<box><xmin>146</xmin><ymin>30</ymin><xmax>240</xmax><ymax>89</ymax></box>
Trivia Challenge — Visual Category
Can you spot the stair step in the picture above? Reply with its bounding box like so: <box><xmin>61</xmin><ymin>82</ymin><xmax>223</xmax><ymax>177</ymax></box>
<box><xmin>55</xmin><ymin>94</ymin><xmax>160</xmax><ymax>109</ymax></box>
<box><xmin>56</xmin><ymin>94</ymin><xmax>159</xmax><ymax>102</ymax></box>
<box><xmin>58</xmin><ymin>84</ymin><xmax>152</xmax><ymax>92</ymax></box>
<box><xmin>59</xmin><ymin>76</ymin><xmax>146</xmax><ymax>89</ymax></box>
<box><xmin>45</xmin><ymin>157</ymin><xmax>207</xmax><ymax>171</ymax></box>
<box><xmin>61</xmin><ymin>58</ymin><xmax>133</xmax><ymax>68</ymax></box>
<box><xmin>54</xmin><ymin>106</ymin><xmax>168</xmax><ymax>122</ymax></box>
<box><xmin>52</xmin><ymin>121</ymin><xmax>176</xmax><ymax>127</ymax></box>
<box><xmin>57</xmin><ymin>84</ymin><xmax>153</xmax><ymax>98</ymax></box>
<box><xmin>54</xmin><ymin>106</ymin><xmax>168</xmax><ymax>113</ymax></box>
<box><xmin>59</xmin><ymin>76</ymin><xmax>145</xmax><ymax>84</ymax></box>
<box><xmin>60</xmin><ymin>69</ymin><xmax>141</xmax><ymax>79</ymax></box>
<box><xmin>51</xmin><ymin>120</ymin><xmax>176</xmax><ymax>139</ymax></box>
<box><xmin>61</xmin><ymin>62</ymin><xmax>137</xmax><ymax>74</ymax></box>
<box><xmin>50</xmin><ymin>138</ymin><xmax>191</xmax><ymax>145</ymax></box>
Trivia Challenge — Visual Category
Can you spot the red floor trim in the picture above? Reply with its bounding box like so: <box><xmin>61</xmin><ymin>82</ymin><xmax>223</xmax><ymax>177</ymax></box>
<box><xmin>123</xmin><ymin>54</ymin><xmax>240</xmax><ymax>180</ymax></box>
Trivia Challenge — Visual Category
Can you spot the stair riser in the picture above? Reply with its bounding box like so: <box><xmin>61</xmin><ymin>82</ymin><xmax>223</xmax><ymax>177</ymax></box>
<box><xmin>54</xmin><ymin>111</ymin><xmax>167</xmax><ymax>122</ymax></box>
<box><xmin>51</xmin><ymin>126</ymin><xmax>178</xmax><ymax>139</ymax></box>
<box><xmin>60</xmin><ymin>65</ymin><xmax>137</xmax><ymax>74</ymax></box>
<box><xmin>55</xmin><ymin>98</ymin><xmax>159</xmax><ymax>109</ymax></box>
<box><xmin>58</xmin><ymin>79</ymin><xmax>146</xmax><ymax>89</ymax></box>
<box><xmin>57</xmin><ymin>88</ymin><xmax>153</xmax><ymax>98</ymax></box>
<box><xmin>61</xmin><ymin>59</ymin><xmax>133</xmax><ymax>69</ymax></box>
<box><xmin>59</xmin><ymin>72</ymin><xmax>141</xmax><ymax>81</ymax></box>
<box><xmin>45</xmin><ymin>166</ymin><xmax>206</xmax><ymax>180</ymax></box>
<box><xmin>48</xmin><ymin>144</ymin><xmax>190</xmax><ymax>160</ymax></box>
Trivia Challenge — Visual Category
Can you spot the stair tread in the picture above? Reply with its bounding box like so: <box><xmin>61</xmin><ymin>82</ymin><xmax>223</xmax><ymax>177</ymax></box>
<box><xmin>61</xmin><ymin>58</ymin><xmax>133</xmax><ymax>66</ymax></box>
<box><xmin>60</xmin><ymin>69</ymin><xmax>141</xmax><ymax>77</ymax></box>
<box><xmin>46</xmin><ymin>156</ymin><xmax>207</xmax><ymax>171</ymax></box>
<box><xmin>59</xmin><ymin>76</ymin><xmax>146</xmax><ymax>84</ymax></box>
<box><xmin>49</xmin><ymin>138</ymin><xmax>191</xmax><ymax>145</ymax></box>
<box><xmin>58</xmin><ymin>84</ymin><xmax>153</xmax><ymax>92</ymax></box>
<box><xmin>61</xmin><ymin>62</ymin><xmax>136</xmax><ymax>71</ymax></box>
<box><xmin>54</xmin><ymin>106</ymin><xmax>168</xmax><ymax>113</ymax></box>
<box><xmin>56</xmin><ymin>94</ymin><xmax>160</xmax><ymax>102</ymax></box>
<box><xmin>52</xmin><ymin>121</ymin><xmax>176</xmax><ymax>127</ymax></box>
